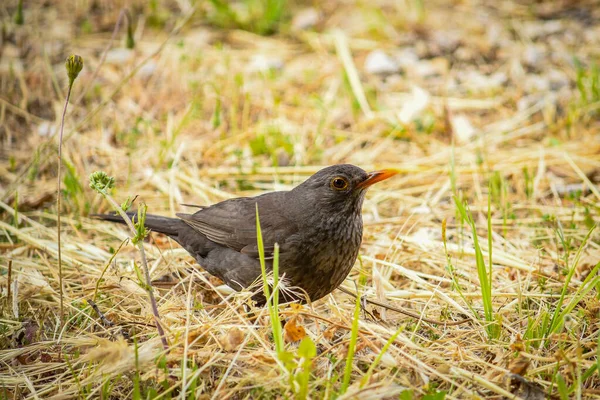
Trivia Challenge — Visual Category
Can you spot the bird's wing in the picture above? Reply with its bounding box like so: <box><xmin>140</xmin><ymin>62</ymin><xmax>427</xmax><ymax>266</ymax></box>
<box><xmin>176</xmin><ymin>193</ymin><xmax>294</xmax><ymax>258</ymax></box>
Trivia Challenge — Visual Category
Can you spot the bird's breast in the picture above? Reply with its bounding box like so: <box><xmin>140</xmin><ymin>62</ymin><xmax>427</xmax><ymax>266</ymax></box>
<box><xmin>282</xmin><ymin>214</ymin><xmax>363</xmax><ymax>301</ymax></box>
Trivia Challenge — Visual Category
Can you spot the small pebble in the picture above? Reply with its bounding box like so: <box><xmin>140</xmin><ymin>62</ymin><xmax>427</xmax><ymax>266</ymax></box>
<box><xmin>248</xmin><ymin>54</ymin><xmax>284</xmax><ymax>73</ymax></box>
<box><xmin>364</xmin><ymin>50</ymin><xmax>399</xmax><ymax>75</ymax></box>
<box><xmin>451</xmin><ymin>115</ymin><xmax>476</xmax><ymax>143</ymax></box>
<box><xmin>291</xmin><ymin>8</ymin><xmax>320</xmax><ymax>31</ymax></box>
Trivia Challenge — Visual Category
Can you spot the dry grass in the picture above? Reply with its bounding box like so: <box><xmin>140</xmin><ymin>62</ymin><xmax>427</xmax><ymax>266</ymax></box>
<box><xmin>1</xmin><ymin>0</ymin><xmax>600</xmax><ymax>398</ymax></box>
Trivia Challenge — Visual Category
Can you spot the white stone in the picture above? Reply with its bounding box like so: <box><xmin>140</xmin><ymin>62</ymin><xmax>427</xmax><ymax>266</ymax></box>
<box><xmin>364</xmin><ymin>50</ymin><xmax>399</xmax><ymax>75</ymax></box>
<box><xmin>398</xmin><ymin>86</ymin><xmax>430</xmax><ymax>124</ymax></box>
<box><xmin>451</xmin><ymin>115</ymin><xmax>476</xmax><ymax>143</ymax></box>
<box><xmin>105</xmin><ymin>48</ymin><xmax>133</xmax><ymax>65</ymax></box>
<box><xmin>523</xmin><ymin>45</ymin><xmax>545</xmax><ymax>69</ymax></box>
<box><xmin>138</xmin><ymin>61</ymin><xmax>157</xmax><ymax>79</ymax></box>
<box><xmin>37</xmin><ymin>121</ymin><xmax>56</xmax><ymax>137</ymax></box>
<box><xmin>248</xmin><ymin>54</ymin><xmax>284</xmax><ymax>73</ymax></box>
<box><xmin>291</xmin><ymin>8</ymin><xmax>320</xmax><ymax>30</ymax></box>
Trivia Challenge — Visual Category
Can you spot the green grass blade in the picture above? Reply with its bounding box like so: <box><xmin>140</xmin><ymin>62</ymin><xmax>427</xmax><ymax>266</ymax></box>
<box><xmin>341</xmin><ymin>273</ymin><xmax>364</xmax><ymax>394</ymax></box>
<box><xmin>256</xmin><ymin>205</ymin><xmax>283</xmax><ymax>355</ymax></box>
<box><xmin>454</xmin><ymin>196</ymin><xmax>497</xmax><ymax>338</ymax></box>
<box><xmin>547</xmin><ymin>225</ymin><xmax>597</xmax><ymax>337</ymax></box>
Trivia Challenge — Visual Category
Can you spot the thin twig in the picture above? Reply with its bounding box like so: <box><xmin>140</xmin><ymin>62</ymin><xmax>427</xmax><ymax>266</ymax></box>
<box><xmin>87</xmin><ymin>299</ymin><xmax>114</xmax><ymax>327</ymax></box>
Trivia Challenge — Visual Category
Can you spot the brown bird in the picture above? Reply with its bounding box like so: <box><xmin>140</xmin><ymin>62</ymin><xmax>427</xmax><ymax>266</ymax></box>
<box><xmin>96</xmin><ymin>164</ymin><xmax>397</xmax><ymax>304</ymax></box>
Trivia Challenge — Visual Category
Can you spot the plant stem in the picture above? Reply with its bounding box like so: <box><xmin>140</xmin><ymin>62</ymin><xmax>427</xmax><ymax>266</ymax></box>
<box><xmin>102</xmin><ymin>194</ymin><xmax>169</xmax><ymax>350</ymax></box>
<box><xmin>57</xmin><ymin>80</ymin><xmax>74</xmax><ymax>327</ymax></box>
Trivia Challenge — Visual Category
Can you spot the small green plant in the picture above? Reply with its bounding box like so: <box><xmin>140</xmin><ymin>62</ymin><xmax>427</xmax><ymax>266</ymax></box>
<box><xmin>89</xmin><ymin>170</ymin><xmax>168</xmax><ymax>349</ymax></box>
<box><xmin>340</xmin><ymin>270</ymin><xmax>365</xmax><ymax>395</ymax></box>
<box><xmin>249</xmin><ymin>127</ymin><xmax>294</xmax><ymax>166</ymax></box>
<box><xmin>294</xmin><ymin>337</ymin><xmax>316</xmax><ymax>398</ymax></box>
<box><xmin>207</xmin><ymin>0</ymin><xmax>287</xmax><ymax>35</ymax></box>
<box><xmin>278</xmin><ymin>336</ymin><xmax>317</xmax><ymax>399</ymax></box>
<box><xmin>566</xmin><ymin>59</ymin><xmax>600</xmax><ymax>131</ymax></box>
<box><xmin>454</xmin><ymin>190</ymin><xmax>500</xmax><ymax>339</ymax></box>
<box><xmin>523</xmin><ymin>309</ymin><xmax>551</xmax><ymax>349</ymax></box>
<box><xmin>575</xmin><ymin>59</ymin><xmax>599</xmax><ymax>107</ymax></box>
<box><xmin>14</xmin><ymin>0</ymin><xmax>24</xmax><ymax>24</ymax></box>
<box><xmin>545</xmin><ymin>225</ymin><xmax>598</xmax><ymax>340</ymax></box>
<box><xmin>62</xmin><ymin>160</ymin><xmax>86</xmax><ymax>212</ymax></box>
<box><xmin>57</xmin><ymin>55</ymin><xmax>83</xmax><ymax>325</ymax></box>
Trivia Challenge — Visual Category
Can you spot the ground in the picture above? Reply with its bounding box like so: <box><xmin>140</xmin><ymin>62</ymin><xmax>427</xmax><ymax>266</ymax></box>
<box><xmin>1</xmin><ymin>0</ymin><xmax>600</xmax><ymax>398</ymax></box>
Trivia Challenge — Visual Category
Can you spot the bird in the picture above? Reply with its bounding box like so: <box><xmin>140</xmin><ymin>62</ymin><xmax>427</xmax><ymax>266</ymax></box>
<box><xmin>95</xmin><ymin>164</ymin><xmax>397</xmax><ymax>304</ymax></box>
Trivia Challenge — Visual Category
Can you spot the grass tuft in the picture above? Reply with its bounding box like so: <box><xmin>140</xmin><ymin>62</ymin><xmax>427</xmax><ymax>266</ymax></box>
<box><xmin>454</xmin><ymin>194</ymin><xmax>500</xmax><ymax>340</ymax></box>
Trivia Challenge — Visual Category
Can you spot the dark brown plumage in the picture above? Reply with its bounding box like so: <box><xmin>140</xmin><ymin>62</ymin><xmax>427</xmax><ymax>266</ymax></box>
<box><xmin>95</xmin><ymin>164</ymin><xmax>397</xmax><ymax>304</ymax></box>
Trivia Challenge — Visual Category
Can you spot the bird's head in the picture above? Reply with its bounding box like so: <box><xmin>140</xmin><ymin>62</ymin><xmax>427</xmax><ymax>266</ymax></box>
<box><xmin>291</xmin><ymin>164</ymin><xmax>398</xmax><ymax>216</ymax></box>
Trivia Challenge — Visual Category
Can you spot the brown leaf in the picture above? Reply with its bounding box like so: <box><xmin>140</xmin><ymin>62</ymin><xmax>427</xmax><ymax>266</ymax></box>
<box><xmin>252</xmin><ymin>353</ymin><xmax>277</xmax><ymax>364</ymax></box>
<box><xmin>220</xmin><ymin>327</ymin><xmax>244</xmax><ymax>352</ymax></box>
<box><xmin>323</xmin><ymin>326</ymin><xmax>338</xmax><ymax>341</ymax></box>
<box><xmin>509</xmin><ymin>354</ymin><xmax>530</xmax><ymax>376</ymax></box>
<box><xmin>187</xmin><ymin>325</ymin><xmax>211</xmax><ymax>346</ymax></box>
<box><xmin>284</xmin><ymin>316</ymin><xmax>306</xmax><ymax>343</ymax></box>
<box><xmin>510</xmin><ymin>334</ymin><xmax>526</xmax><ymax>353</ymax></box>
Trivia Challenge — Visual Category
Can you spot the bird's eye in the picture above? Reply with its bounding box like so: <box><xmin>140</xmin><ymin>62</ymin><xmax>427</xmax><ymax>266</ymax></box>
<box><xmin>331</xmin><ymin>177</ymin><xmax>349</xmax><ymax>190</ymax></box>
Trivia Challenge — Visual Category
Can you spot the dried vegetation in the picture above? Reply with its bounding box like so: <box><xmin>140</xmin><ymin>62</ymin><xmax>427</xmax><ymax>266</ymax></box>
<box><xmin>1</xmin><ymin>0</ymin><xmax>600</xmax><ymax>398</ymax></box>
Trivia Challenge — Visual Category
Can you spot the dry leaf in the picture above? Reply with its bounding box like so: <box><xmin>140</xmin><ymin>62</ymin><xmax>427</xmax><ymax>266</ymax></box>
<box><xmin>187</xmin><ymin>326</ymin><xmax>211</xmax><ymax>346</ymax></box>
<box><xmin>510</xmin><ymin>334</ymin><xmax>526</xmax><ymax>353</ymax></box>
<box><xmin>284</xmin><ymin>316</ymin><xmax>306</xmax><ymax>343</ymax></box>
<box><xmin>509</xmin><ymin>355</ymin><xmax>531</xmax><ymax>376</ymax></box>
<box><xmin>220</xmin><ymin>327</ymin><xmax>244</xmax><ymax>352</ymax></box>
<box><xmin>252</xmin><ymin>353</ymin><xmax>277</xmax><ymax>365</ymax></box>
<box><xmin>323</xmin><ymin>326</ymin><xmax>338</xmax><ymax>341</ymax></box>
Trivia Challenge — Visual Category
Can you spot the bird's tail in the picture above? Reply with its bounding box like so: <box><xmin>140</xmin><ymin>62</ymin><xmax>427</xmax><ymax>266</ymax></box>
<box><xmin>93</xmin><ymin>212</ymin><xmax>182</xmax><ymax>237</ymax></box>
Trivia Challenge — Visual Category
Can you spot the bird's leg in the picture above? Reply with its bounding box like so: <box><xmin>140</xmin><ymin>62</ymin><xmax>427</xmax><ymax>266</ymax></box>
<box><xmin>352</xmin><ymin>280</ymin><xmax>378</xmax><ymax>321</ymax></box>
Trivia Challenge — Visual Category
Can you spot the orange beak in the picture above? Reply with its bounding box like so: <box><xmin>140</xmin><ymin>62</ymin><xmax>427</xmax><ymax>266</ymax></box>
<box><xmin>355</xmin><ymin>169</ymin><xmax>398</xmax><ymax>189</ymax></box>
